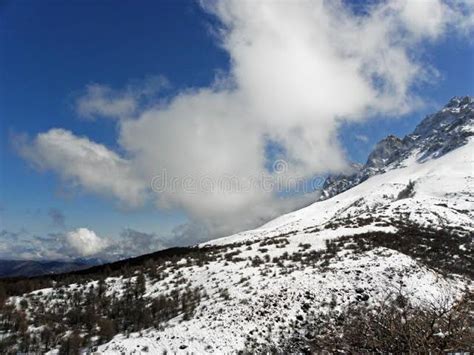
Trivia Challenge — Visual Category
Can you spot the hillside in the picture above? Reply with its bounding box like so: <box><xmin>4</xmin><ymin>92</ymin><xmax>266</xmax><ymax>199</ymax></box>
<box><xmin>0</xmin><ymin>97</ymin><xmax>473</xmax><ymax>353</ymax></box>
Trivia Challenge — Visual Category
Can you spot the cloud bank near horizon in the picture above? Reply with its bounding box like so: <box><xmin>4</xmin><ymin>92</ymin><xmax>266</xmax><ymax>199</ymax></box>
<box><xmin>16</xmin><ymin>0</ymin><xmax>474</xmax><ymax>238</ymax></box>
<box><xmin>0</xmin><ymin>226</ymin><xmax>172</xmax><ymax>261</ymax></box>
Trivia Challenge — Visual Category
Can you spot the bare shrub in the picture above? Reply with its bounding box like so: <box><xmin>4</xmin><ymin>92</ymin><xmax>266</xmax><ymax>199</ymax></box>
<box><xmin>336</xmin><ymin>291</ymin><xmax>474</xmax><ymax>353</ymax></box>
<box><xmin>396</xmin><ymin>180</ymin><xmax>416</xmax><ymax>200</ymax></box>
<box><xmin>245</xmin><ymin>290</ymin><xmax>474</xmax><ymax>353</ymax></box>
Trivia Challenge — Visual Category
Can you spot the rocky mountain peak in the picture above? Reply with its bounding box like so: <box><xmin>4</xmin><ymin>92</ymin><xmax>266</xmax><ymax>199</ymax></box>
<box><xmin>413</xmin><ymin>96</ymin><xmax>473</xmax><ymax>138</ymax></box>
<box><xmin>320</xmin><ymin>96</ymin><xmax>473</xmax><ymax>200</ymax></box>
<box><xmin>445</xmin><ymin>95</ymin><xmax>473</xmax><ymax>109</ymax></box>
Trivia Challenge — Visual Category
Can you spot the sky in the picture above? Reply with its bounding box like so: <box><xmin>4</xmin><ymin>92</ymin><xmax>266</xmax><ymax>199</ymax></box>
<box><xmin>0</xmin><ymin>0</ymin><xmax>473</xmax><ymax>261</ymax></box>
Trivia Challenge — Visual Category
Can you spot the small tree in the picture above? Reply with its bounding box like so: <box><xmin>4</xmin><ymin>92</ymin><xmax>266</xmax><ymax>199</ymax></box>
<box><xmin>0</xmin><ymin>283</ymin><xmax>6</xmax><ymax>308</ymax></box>
<box><xmin>60</xmin><ymin>330</ymin><xmax>82</xmax><ymax>355</ymax></box>
<box><xmin>98</xmin><ymin>318</ymin><xmax>115</xmax><ymax>342</ymax></box>
<box><xmin>134</xmin><ymin>273</ymin><xmax>146</xmax><ymax>299</ymax></box>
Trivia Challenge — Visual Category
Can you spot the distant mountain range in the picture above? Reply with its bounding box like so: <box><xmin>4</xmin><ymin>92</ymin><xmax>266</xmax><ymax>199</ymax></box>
<box><xmin>0</xmin><ymin>258</ymin><xmax>103</xmax><ymax>278</ymax></box>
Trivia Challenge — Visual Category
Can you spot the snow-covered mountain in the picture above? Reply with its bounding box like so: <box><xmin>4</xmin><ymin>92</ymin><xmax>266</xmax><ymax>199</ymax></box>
<box><xmin>1</xmin><ymin>97</ymin><xmax>473</xmax><ymax>353</ymax></box>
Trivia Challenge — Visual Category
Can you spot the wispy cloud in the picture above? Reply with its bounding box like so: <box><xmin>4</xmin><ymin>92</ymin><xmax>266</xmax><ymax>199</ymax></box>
<box><xmin>75</xmin><ymin>75</ymin><xmax>169</xmax><ymax>120</ymax></box>
<box><xmin>354</xmin><ymin>135</ymin><xmax>369</xmax><ymax>143</ymax></box>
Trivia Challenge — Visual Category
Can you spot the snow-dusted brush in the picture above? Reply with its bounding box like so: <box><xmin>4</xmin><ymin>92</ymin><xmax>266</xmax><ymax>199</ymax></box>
<box><xmin>0</xmin><ymin>97</ymin><xmax>473</xmax><ymax>353</ymax></box>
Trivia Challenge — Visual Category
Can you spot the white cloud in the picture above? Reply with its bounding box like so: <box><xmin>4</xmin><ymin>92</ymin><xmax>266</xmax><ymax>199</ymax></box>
<box><xmin>17</xmin><ymin>0</ymin><xmax>474</xmax><ymax>238</ymax></box>
<box><xmin>395</xmin><ymin>0</ymin><xmax>474</xmax><ymax>39</ymax></box>
<box><xmin>66</xmin><ymin>228</ymin><xmax>109</xmax><ymax>257</ymax></box>
<box><xmin>16</xmin><ymin>129</ymin><xmax>145</xmax><ymax>207</ymax></box>
<box><xmin>76</xmin><ymin>84</ymin><xmax>137</xmax><ymax>119</ymax></box>
<box><xmin>355</xmin><ymin>134</ymin><xmax>369</xmax><ymax>143</ymax></box>
<box><xmin>76</xmin><ymin>75</ymin><xmax>169</xmax><ymax>120</ymax></box>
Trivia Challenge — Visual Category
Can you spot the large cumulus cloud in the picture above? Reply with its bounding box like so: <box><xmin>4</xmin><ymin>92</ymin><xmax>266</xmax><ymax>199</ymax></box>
<box><xmin>16</xmin><ymin>0</ymin><xmax>474</xmax><ymax>238</ymax></box>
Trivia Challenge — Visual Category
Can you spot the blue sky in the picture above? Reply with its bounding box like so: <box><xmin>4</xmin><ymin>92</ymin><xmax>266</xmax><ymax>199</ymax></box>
<box><xmin>0</xmin><ymin>1</ymin><xmax>221</xmax><ymax>238</ymax></box>
<box><xmin>0</xmin><ymin>0</ymin><xmax>473</xmax><ymax>260</ymax></box>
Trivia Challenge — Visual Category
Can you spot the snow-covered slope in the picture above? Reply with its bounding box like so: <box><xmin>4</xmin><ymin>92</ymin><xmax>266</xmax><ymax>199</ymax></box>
<box><xmin>208</xmin><ymin>136</ymin><xmax>473</xmax><ymax>247</ymax></box>
<box><xmin>96</xmin><ymin>249</ymin><xmax>467</xmax><ymax>354</ymax></box>
<box><xmin>2</xmin><ymin>97</ymin><xmax>473</xmax><ymax>354</ymax></box>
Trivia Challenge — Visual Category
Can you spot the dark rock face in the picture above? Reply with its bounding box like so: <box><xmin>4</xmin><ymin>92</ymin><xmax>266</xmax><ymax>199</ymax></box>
<box><xmin>320</xmin><ymin>96</ymin><xmax>473</xmax><ymax>200</ymax></box>
<box><xmin>366</xmin><ymin>135</ymin><xmax>404</xmax><ymax>169</ymax></box>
